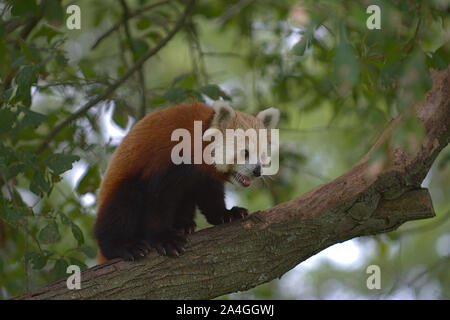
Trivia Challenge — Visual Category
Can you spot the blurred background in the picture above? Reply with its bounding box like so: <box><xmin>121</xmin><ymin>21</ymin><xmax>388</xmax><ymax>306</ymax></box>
<box><xmin>0</xmin><ymin>0</ymin><xmax>449</xmax><ymax>299</ymax></box>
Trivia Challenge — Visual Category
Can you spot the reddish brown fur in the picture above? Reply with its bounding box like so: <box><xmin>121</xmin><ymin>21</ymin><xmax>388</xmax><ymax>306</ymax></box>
<box><xmin>98</xmin><ymin>102</ymin><xmax>218</xmax><ymax>217</ymax></box>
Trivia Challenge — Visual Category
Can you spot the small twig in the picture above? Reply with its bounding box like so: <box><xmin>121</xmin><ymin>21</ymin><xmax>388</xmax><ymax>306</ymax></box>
<box><xmin>91</xmin><ymin>0</ymin><xmax>173</xmax><ymax>50</ymax></box>
<box><xmin>36</xmin><ymin>78</ymin><xmax>112</xmax><ymax>90</ymax></box>
<box><xmin>202</xmin><ymin>51</ymin><xmax>244</xmax><ymax>58</ymax></box>
<box><xmin>4</xmin><ymin>18</ymin><xmax>24</xmax><ymax>33</ymax></box>
<box><xmin>217</xmin><ymin>0</ymin><xmax>255</xmax><ymax>25</ymax></box>
<box><xmin>405</xmin><ymin>15</ymin><xmax>422</xmax><ymax>53</ymax></box>
<box><xmin>1</xmin><ymin>172</ymin><xmax>30</xmax><ymax>292</ymax></box>
<box><xmin>119</xmin><ymin>0</ymin><xmax>148</xmax><ymax>120</ymax></box>
<box><xmin>116</xmin><ymin>27</ymin><xmax>129</xmax><ymax>69</ymax></box>
<box><xmin>187</xmin><ymin>22</ymin><xmax>209</xmax><ymax>85</ymax></box>
<box><xmin>18</xmin><ymin>0</ymin><xmax>49</xmax><ymax>40</ymax></box>
<box><xmin>1</xmin><ymin>1</ymin><xmax>47</xmax><ymax>93</ymax></box>
<box><xmin>319</xmin><ymin>22</ymin><xmax>335</xmax><ymax>37</ymax></box>
<box><xmin>0</xmin><ymin>174</ymin><xmax>43</xmax><ymax>254</ymax></box>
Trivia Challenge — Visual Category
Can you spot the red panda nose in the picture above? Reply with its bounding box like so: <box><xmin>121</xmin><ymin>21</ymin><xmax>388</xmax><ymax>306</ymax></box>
<box><xmin>253</xmin><ymin>166</ymin><xmax>261</xmax><ymax>177</ymax></box>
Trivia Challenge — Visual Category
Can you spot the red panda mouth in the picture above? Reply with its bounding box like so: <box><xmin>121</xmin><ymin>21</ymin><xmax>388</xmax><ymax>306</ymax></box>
<box><xmin>232</xmin><ymin>172</ymin><xmax>251</xmax><ymax>187</ymax></box>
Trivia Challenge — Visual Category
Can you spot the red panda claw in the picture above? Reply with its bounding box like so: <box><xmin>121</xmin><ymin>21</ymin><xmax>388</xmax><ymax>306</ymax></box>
<box><xmin>154</xmin><ymin>245</ymin><xmax>166</xmax><ymax>256</ymax></box>
<box><xmin>122</xmin><ymin>253</ymin><xmax>134</xmax><ymax>261</ymax></box>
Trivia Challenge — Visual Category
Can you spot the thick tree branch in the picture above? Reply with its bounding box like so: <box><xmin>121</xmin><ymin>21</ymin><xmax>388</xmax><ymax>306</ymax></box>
<box><xmin>16</xmin><ymin>66</ymin><xmax>449</xmax><ymax>300</ymax></box>
<box><xmin>36</xmin><ymin>0</ymin><xmax>195</xmax><ymax>155</ymax></box>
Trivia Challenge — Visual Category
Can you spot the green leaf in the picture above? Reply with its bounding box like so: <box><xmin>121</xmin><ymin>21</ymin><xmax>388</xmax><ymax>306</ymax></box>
<box><xmin>30</xmin><ymin>170</ymin><xmax>51</xmax><ymax>196</ymax></box>
<box><xmin>26</xmin><ymin>251</ymin><xmax>49</xmax><ymax>270</ymax></box>
<box><xmin>3</xmin><ymin>87</ymin><xmax>15</xmax><ymax>102</ymax></box>
<box><xmin>59</xmin><ymin>213</ymin><xmax>84</xmax><ymax>246</ymax></box>
<box><xmin>16</xmin><ymin>65</ymin><xmax>36</xmax><ymax>87</ymax></box>
<box><xmin>292</xmin><ymin>25</ymin><xmax>313</xmax><ymax>57</ymax></box>
<box><xmin>0</xmin><ymin>109</ymin><xmax>16</xmax><ymax>134</ymax></box>
<box><xmin>44</xmin><ymin>0</ymin><xmax>65</xmax><ymax>24</ymax></box>
<box><xmin>32</xmin><ymin>24</ymin><xmax>63</xmax><ymax>44</ymax></box>
<box><xmin>199</xmin><ymin>85</ymin><xmax>231</xmax><ymax>101</ymax></box>
<box><xmin>0</xmin><ymin>203</ymin><xmax>24</xmax><ymax>228</ymax></box>
<box><xmin>55</xmin><ymin>53</ymin><xmax>69</xmax><ymax>68</ymax></box>
<box><xmin>80</xmin><ymin>245</ymin><xmax>97</xmax><ymax>259</ymax></box>
<box><xmin>79</xmin><ymin>59</ymin><xmax>97</xmax><ymax>79</ymax></box>
<box><xmin>392</xmin><ymin>111</ymin><xmax>425</xmax><ymax>153</ymax></box>
<box><xmin>10</xmin><ymin>108</ymin><xmax>47</xmax><ymax>137</ymax></box>
<box><xmin>11</xmin><ymin>1</ymin><xmax>38</xmax><ymax>17</ymax></box>
<box><xmin>426</xmin><ymin>43</ymin><xmax>450</xmax><ymax>71</ymax></box>
<box><xmin>334</xmin><ymin>28</ymin><xmax>360</xmax><ymax>93</ymax></box>
<box><xmin>136</xmin><ymin>18</ymin><xmax>152</xmax><ymax>30</ymax></box>
<box><xmin>71</xmin><ymin>223</ymin><xmax>84</xmax><ymax>247</ymax></box>
<box><xmin>77</xmin><ymin>165</ymin><xmax>100</xmax><ymax>195</ymax></box>
<box><xmin>293</xmin><ymin>37</ymin><xmax>308</xmax><ymax>56</ymax></box>
<box><xmin>51</xmin><ymin>258</ymin><xmax>69</xmax><ymax>280</ymax></box>
<box><xmin>15</xmin><ymin>65</ymin><xmax>37</xmax><ymax>106</ymax></box>
<box><xmin>6</xmin><ymin>163</ymin><xmax>27</xmax><ymax>179</ymax></box>
<box><xmin>11</xmin><ymin>55</ymin><xmax>26</xmax><ymax>69</ymax></box>
<box><xmin>171</xmin><ymin>73</ymin><xmax>195</xmax><ymax>88</ymax></box>
<box><xmin>379</xmin><ymin>61</ymin><xmax>402</xmax><ymax>90</ymax></box>
<box><xmin>38</xmin><ymin>220</ymin><xmax>60</xmax><ymax>244</ymax></box>
<box><xmin>68</xmin><ymin>257</ymin><xmax>87</xmax><ymax>270</ymax></box>
<box><xmin>21</xmin><ymin>108</ymin><xmax>47</xmax><ymax>128</ymax></box>
<box><xmin>131</xmin><ymin>39</ymin><xmax>149</xmax><ymax>62</ymax></box>
<box><xmin>20</xmin><ymin>42</ymin><xmax>40</xmax><ymax>63</ymax></box>
<box><xmin>397</xmin><ymin>50</ymin><xmax>431</xmax><ymax>110</ymax></box>
<box><xmin>43</xmin><ymin>153</ymin><xmax>80</xmax><ymax>175</ymax></box>
<box><xmin>163</xmin><ymin>87</ymin><xmax>189</xmax><ymax>103</ymax></box>
<box><xmin>112</xmin><ymin>104</ymin><xmax>129</xmax><ymax>130</ymax></box>
<box><xmin>59</xmin><ymin>213</ymin><xmax>72</xmax><ymax>226</ymax></box>
<box><xmin>145</xmin><ymin>30</ymin><xmax>163</xmax><ymax>43</ymax></box>
<box><xmin>150</xmin><ymin>96</ymin><xmax>168</xmax><ymax>106</ymax></box>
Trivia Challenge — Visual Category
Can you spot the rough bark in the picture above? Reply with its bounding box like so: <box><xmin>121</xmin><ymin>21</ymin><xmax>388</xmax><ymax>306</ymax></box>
<box><xmin>15</xmin><ymin>67</ymin><xmax>450</xmax><ymax>300</ymax></box>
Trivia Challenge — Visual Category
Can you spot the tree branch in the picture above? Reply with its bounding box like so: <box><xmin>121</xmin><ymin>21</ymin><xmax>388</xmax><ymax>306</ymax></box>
<box><xmin>35</xmin><ymin>0</ymin><xmax>195</xmax><ymax>155</ymax></box>
<box><xmin>119</xmin><ymin>0</ymin><xmax>148</xmax><ymax>120</ymax></box>
<box><xmin>15</xmin><ymin>66</ymin><xmax>450</xmax><ymax>300</ymax></box>
<box><xmin>90</xmin><ymin>0</ymin><xmax>173</xmax><ymax>50</ymax></box>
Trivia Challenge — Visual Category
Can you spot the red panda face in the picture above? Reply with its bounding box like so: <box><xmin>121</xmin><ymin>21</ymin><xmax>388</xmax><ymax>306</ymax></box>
<box><xmin>203</xmin><ymin>101</ymin><xmax>280</xmax><ymax>187</ymax></box>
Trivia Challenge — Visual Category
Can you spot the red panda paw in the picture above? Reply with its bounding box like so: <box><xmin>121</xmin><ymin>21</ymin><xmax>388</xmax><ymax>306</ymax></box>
<box><xmin>119</xmin><ymin>241</ymin><xmax>153</xmax><ymax>261</ymax></box>
<box><xmin>206</xmin><ymin>207</ymin><xmax>248</xmax><ymax>225</ymax></box>
<box><xmin>225</xmin><ymin>206</ymin><xmax>249</xmax><ymax>222</ymax></box>
<box><xmin>150</xmin><ymin>230</ymin><xmax>187</xmax><ymax>257</ymax></box>
<box><xmin>174</xmin><ymin>220</ymin><xmax>197</xmax><ymax>235</ymax></box>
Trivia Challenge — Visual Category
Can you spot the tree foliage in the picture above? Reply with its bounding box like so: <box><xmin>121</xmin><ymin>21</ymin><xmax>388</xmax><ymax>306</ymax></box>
<box><xmin>0</xmin><ymin>0</ymin><xmax>449</xmax><ymax>299</ymax></box>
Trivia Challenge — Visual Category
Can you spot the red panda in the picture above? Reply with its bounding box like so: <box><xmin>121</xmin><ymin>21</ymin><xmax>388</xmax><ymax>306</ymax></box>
<box><xmin>94</xmin><ymin>101</ymin><xmax>279</xmax><ymax>263</ymax></box>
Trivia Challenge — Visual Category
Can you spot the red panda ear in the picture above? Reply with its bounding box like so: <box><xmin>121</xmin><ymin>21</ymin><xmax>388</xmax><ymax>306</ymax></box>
<box><xmin>211</xmin><ymin>101</ymin><xmax>235</xmax><ymax>128</ymax></box>
<box><xmin>256</xmin><ymin>107</ymin><xmax>280</xmax><ymax>129</ymax></box>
